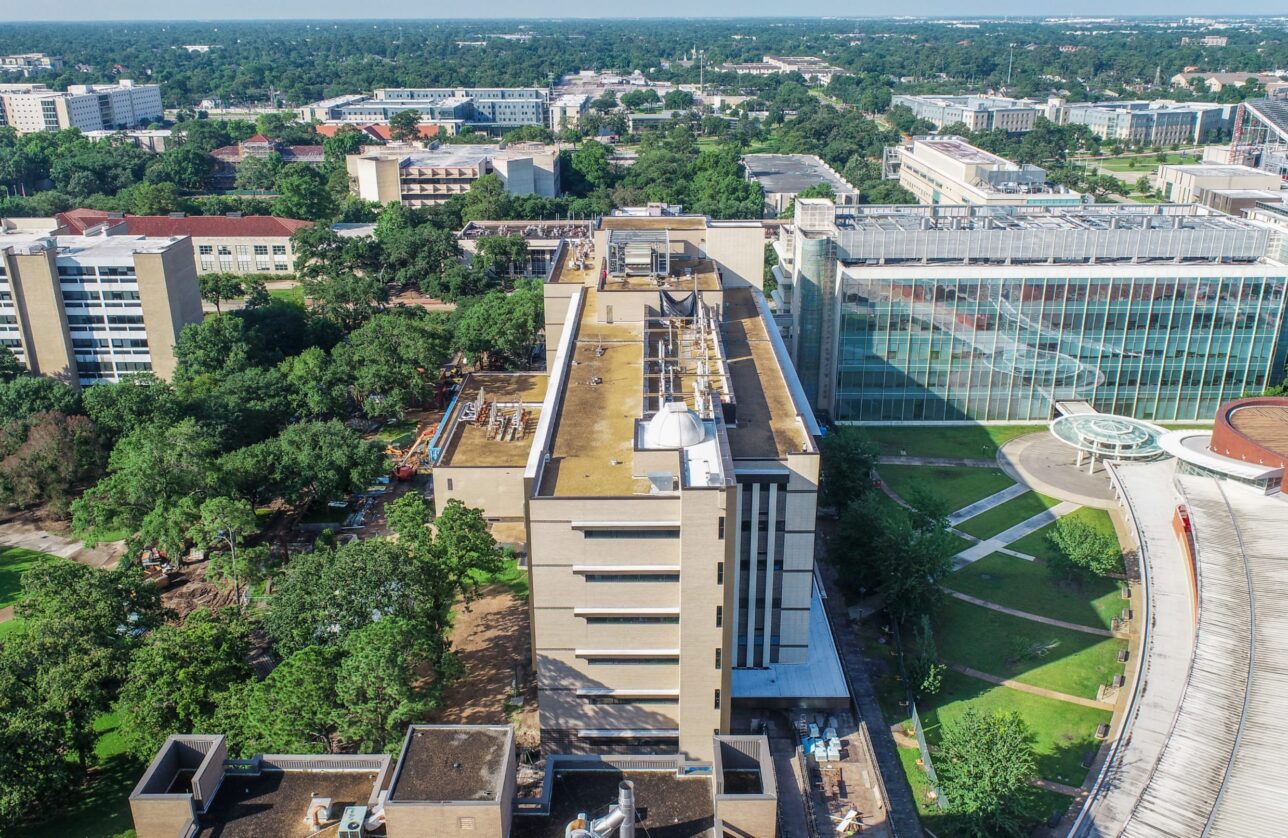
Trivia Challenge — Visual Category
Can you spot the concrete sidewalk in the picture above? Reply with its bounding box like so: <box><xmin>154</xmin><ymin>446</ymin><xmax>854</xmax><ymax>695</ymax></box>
<box><xmin>952</xmin><ymin>501</ymin><xmax>1079</xmax><ymax>568</ymax></box>
<box><xmin>949</xmin><ymin>664</ymin><xmax>1114</xmax><ymax>710</ymax></box>
<box><xmin>944</xmin><ymin>590</ymin><xmax>1119</xmax><ymax>638</ymax></box>
<box><xmin>948</xmin><ymin>483</ymin><xmax>1030</xmax><ymax>525</ymax></box>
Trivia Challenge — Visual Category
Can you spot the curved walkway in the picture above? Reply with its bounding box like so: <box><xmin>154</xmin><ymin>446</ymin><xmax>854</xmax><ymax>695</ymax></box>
<box><xmin>998</xmin><ymin>433</ymin><xmax>1118</xmax><ymax>509</ymax></box>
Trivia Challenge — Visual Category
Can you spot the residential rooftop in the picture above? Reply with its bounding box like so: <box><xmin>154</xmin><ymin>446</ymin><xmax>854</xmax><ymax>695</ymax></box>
<box><xmin>459</xmin><ymin>220</ymin><xmax>592</xmax><ymax>241</ymax></box>
<box><xmin>388</xmin><ymin>726</ymin><xmax>512</xmax><ymax>802</ymax></box>
<box><xmin>196</xmin><ymin>770</ymin><xmax>381</xmax><ymax>838</ymax></box>
<box><xmin>56</xmin><ymin>208</ymin><xmax>312</xmax><ymax>238</ymax></box>
<box><xmin>0</xmin><ymin>229</ymin><xmax>182</xmax><ymax>257</ymax></box>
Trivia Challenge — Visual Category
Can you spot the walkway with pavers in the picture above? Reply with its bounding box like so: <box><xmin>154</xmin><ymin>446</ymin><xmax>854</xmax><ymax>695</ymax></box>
<box><xmin>947</xmin><ymin>483</ymin><xmax>1031</xmax><ymax>525</ymax></box>
<box><xmin>947</xmin><ymin>664</ymin><xmax>1114</xmax><ymax>710</ymax></box>
<box><xmin>951</xmin><ymin>500</ymin><xmax>1080</xmax><ymax>568</ymax></box>
<box><xmin>944</xmin><ymin>590</ymin><xmax>1119</xmax><ymax>638</ymax></box>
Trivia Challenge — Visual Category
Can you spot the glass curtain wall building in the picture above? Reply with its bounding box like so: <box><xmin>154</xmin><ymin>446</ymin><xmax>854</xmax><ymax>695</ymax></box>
<box><xmin>784</xmin><ymin>200</ymin><xmax>1288</xmax><ymax>423</ymax></box>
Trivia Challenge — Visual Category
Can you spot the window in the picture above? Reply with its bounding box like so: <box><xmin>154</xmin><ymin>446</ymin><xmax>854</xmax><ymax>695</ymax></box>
<box><xmin>274</xmin><ymin>262</ymin><xmax>289</xmax><ymax>272</ymax></box>
<box><xmin>583</xmin><ymin>528</ymin><xmax>680</xmax><ymax>539</ymax></box>
<box><xmin>198</xmin><ymin>245</ymin><xmax>213</xmax><ymax>255</ymax></box>
<box><xmin>253</xmin><ymin>244</ymin><xmax>268</xmax><ymax>256</ymax></box>
<box><xmin>584</xmin><ymin>615</ymin><xmax>679</xmax><ymax>624</ymax></box>
<box><xmin>583</xmin><ymin>573</ymin><xmax>680</xmax><ymax>583</ymax></box>
<box><xmin>235</xmin><ymin>245</ymin><xmax>249</xmax><ymax>256</ymax></box>
<box><xmin>585</xmin><ymin>695</ymin><xmax>679</xmax><ymax>705</ymax></box>
<box><xmin>217</xmin><ymin>245</ymin><xmax>231</xmax><ymax>255</ymax></box>
<box><xmin>200</xmin><ymin>260</ymin><xmax>213</xmax><ymax>272</ymax></box>
<box><xmin>715</xmin><ymin>648</ymin><xmax>722</xmax><ymax>670</ymax></box>
<box><xmin>718</xmin><ymin>516</ymin><xmax>725</xmax><ymax>539</ymax></box>
<box><xmin>715</xmin><ymin>606</ymin><xmax>722</xmax><ymax>628</ymax></box>
<box><xmin>272</xmin><ymin>244</ymin><xmax>287</xmax><ymax>255</ymax></box>
<box><xmin>445</xmin><ymin>478</ymin><xmax>453</xmax><ymax>491</ymax></box>
<box><xmin>716</xmin><ymin>562</ymin><xmax>724</xmax><ymax>585</ymax></box>
<box><xmin>714</xmin><ymin>689</ymin><xmax>721</xmax><ymax>710</ymax></box>
<box><xmin>585</xmin><ymin>657</ymin><xmax>678</xmax><ymax>665</ymax></box>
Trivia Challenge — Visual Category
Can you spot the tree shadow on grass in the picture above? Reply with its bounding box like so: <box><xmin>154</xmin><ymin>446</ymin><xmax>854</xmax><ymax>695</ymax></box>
<box><xmin>32</xmin><ymin>753</ymin><xmax>143</xmax><ymax>838</ymax></box>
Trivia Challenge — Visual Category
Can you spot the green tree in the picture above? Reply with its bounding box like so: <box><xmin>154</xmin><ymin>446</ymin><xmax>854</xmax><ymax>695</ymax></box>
<box><xmin>819</xmin><ymin>427</ymin><xmax>878</xmax><ymax>510</ymax></box>
<box><xmin>301</xmin><ymin>272</ymin><xmax>387</xmax><ymax>331</ymax></box>
<box><xmin>115</xmin><ymin>608</ymin><xmax>252</xmax><ymax>761</ymax></box>
<box><xmin>389</xmin><ymin>109</ymin><xmax>423</xmax><ymax>142</ymax></box>
<box><xmin>280</xmin><ymin>346</ymin><xmax>349</xmax><ymax>419</ymax></box>
<box><xmin>0</xmin><ymin>375</ymin><xmax>81</xmax><ymax>424</ymax></box>
<box><xmin>334</xmin><ymin>617</ymin><xmax>441</xmax><ymax>752</ymax></box>
<box><xmin>907</xmin><ymin>614</ymin><xmax>945</xmax><ymax>697</ymax></box>
<box><xmin>0</xmin><ymin>347</ymin><xmax>24</xmax><ymax>383</ymax></box>
<box><xmin>199</xmin><ymin>272</ymin><xmax>246</xmax><ymax>313</ymax></box>
<box><xmin>1047</xmin><ymin>517</ymin><xmax>1122</xmax><ymax>579</ymax></box>
<box><xmin>0</xmin><ymin>411</ymin><xmax>104</xmax><ymax>517</ymax></box>
<box><xmin>235</xmin><ymin>152</ymin><xmax>283</xmax><ymax>191</ymax></box>
<box><xmin>214</xmin><ymin>646</ymin><xmax>339</xmax><ymax>756</ymax></box>
<box><xmin>81</xmin><ymin>373</ymin><xmax>178</xmax><ymax>443</ymax></box>
<box><xmin>187</xmin><ymin>497</ymin><xmax>259</xmax><ymax>609</ymax></box>
<box><xmin>937</xmin><ymin>710</ymin><xmax>1037</xmax><ymax>837</ymax></box>
<box><xmin>664</xmin><ymin>89</ymin><xmax>695</xmax><ymax>110</ymax></box>
<box><xmin>256</xmin><ymin>419</ymin><xmax>384</xmax><ymax>506</ymax></box>
<box><xmin>0</xmin><ymin>640</ymin><xmax>80</xmax><ymax>829</ymax></box>
<box><xmin>272</xmin><ymin>163</ymin><xmax>336</xmax><ymax>221</ymax></box>
<box><xmin>473</xmin><ymin>234</ymin><xmax>530</xmax><ymax>288</ymax></box>
<box><xmin>571</xmin><ymin>139</ymin><xmax>612</xmax><ymax>193</ymax></box>
<box><xmin>461</xmin><ymin>173</ymin><xmax>512</xmax><ymax>223</ymax></box>
<box><xmin>1135</xmin><ymin>175</ymin><xmax>1152</xmax><ymax>195</ymax></box>
<box><xmin>591</xmin><ymin>90</ymin><xmax>618</xmax><ymax>113</ymax></box>
<box><xmin>450</xmin><ymin>282</ymin><xmax>543</xmax><ymax>370</ymax></box>
<box><xmin>389</xmin><ymin>494</ymin><xmax>504</xmax><ymax>607</ymax></box>
<box><xmin>332</xmin><ymin>310</ymin><xmax>453</xmax><ymax>417</ymax></box>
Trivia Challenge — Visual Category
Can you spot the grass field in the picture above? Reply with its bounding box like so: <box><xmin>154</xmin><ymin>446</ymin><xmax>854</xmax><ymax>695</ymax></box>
<box><xmin>877</xmin><ymin>464</ymin><xmax>1014</xmax><ymax>513</ymax></box>
<box><xmin>469</xmin><ymin>557</ymin><xmax>530</xmax><ymax>599</ymax></box>
<box><xmin>861</xmin><ymin>424</ymin><xmax>1047</xmax><ymax>459</ymax></box>
<box><xmin>955</xmin><ymin>491</ymin><xmax>1061</xmax><ymax>541</ymax></box>
<box><xmin>32</xmin><ymin>711</ymin><xmax>139</xmax><ymax>838</ymax></box>
<box><xmin>946</xmin><ymin>552</ymin><xmax>1124</xmax><ymax>630</ymax></box>
<box><xmin>1096</xmin><ymin>152</ymin><xmax>1198</xmax><ymax>171</ymax></box>
<box><xmin>267</xmin><ymin>284</ymin><xmax>305</xmax><ymax>305</ymax></box>
<box><xmin>918</xmin><ymin>669</ymin><xmax>1111</xmax><ymax>787</ymax></box>
<box><xmin>1008</xmin><ymin>506</ymin><xmax>1116</xmax><ymax>564</ymax></box>
<box><xmin>935</xmin><ymin>599</ymin><xmax>1127</xmax><ymax>699</ymax></box>
<box><xmin>0</xmin><ymin>545</ymin><xmax>60</xmax><ymax>609</ymax></box>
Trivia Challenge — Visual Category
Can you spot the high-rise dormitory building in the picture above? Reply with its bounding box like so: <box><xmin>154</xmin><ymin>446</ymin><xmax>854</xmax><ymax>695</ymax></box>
<box><xmin>774</xmin><ymin>199</ymin><xmax>1288</xmax><ymax>424</ymax></box>
<box><xmin>0</xmin><ymin>81</ymin><xmax>163</xmax><ymax>134</ymax></box>
<box><xmin>0</xmin><ymin>225</ymin><xmax>202</xmax><ymax>384</ymax></box>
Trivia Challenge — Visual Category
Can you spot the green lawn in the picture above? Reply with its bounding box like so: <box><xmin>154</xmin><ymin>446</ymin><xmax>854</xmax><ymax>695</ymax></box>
<box><xmin>946</xmin><ymin>552</ymin><xmax>1124</xmax><ymax>630</ymax></box>
<box><xmin>0</xmin><ymin>546</ymin><xmax>61</xmax><ymax>609</ymax></box>
<box><xmin>32</xmin><ymin>711</ymin><xmax>140</xmax><ymax>838</ymax></box>
<box><xmin>375</xmin><ymin>419</ymin><xmax>418</xmax><ymax>445</ymax></box>
<box><xmin>877</xmin><ymin>465</ymin><xmax>1015</xmax><ymax>514</ymax></box>
<box><xmin>267</xmin><ymin>284</ymin><xmax>305</xmax><ymax>305</ymax></box>
<box><xmin>469</xmin><ymin>557</ymin><xmax>530</xmax><ymax>600</ymax></box>
<box><xmin>861</xmin><ymin>424</ymin><xmax>1047</xmax><ymax>459</ymax></box>
<box><xmin>935</xmin><ymin>598</ymin><xmax>1127</xmax><ymax>700</ymax></box>
<box><xmin>955</xmin><ymin>492</ymin><xmax>1061</xmax><ymax>541</ymax></box>
<box><xmin>1096</xmin><ymin>152</ymin><xmax>1199</xmax><ymax>172</ymax></box>
<box><xmin>1008</xmin><ymin>507</ymin><xmax>1117</xmax><ymax>564</ymax></box>
<box><xmin>918</xmin><ymin>669</ymin><xmax>1111</xmax><ymax>787</ymax></box>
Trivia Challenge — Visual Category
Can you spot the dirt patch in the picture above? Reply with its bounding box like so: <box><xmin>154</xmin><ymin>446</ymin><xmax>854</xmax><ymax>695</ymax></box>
<box><xmin>161</xmin><ymin>559</ymin><xmax>239</xmax><ymax>619</ymax></box>
<box><xmin>431</xmin><ymin>583</ymin><xmax>539</xmax><ymax>750</ymax></box>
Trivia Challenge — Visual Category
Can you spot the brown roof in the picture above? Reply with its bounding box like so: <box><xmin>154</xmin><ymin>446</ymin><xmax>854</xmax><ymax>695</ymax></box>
<box><xmin>314</xmin><ymin>122</ymin><xmax>440</xmax><ymax>141</ymax></box>
<box><xmin>57</xmin><ymin>209</ymin><xmax>312</xmax><ymax>238</ymax></box>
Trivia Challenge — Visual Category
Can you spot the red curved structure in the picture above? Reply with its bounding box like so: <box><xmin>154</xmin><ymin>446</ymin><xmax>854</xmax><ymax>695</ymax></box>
<box><xmin>1209</xmin><ymin>397</ymin><xmax>1288</xmax><ymax>492</ymax></box>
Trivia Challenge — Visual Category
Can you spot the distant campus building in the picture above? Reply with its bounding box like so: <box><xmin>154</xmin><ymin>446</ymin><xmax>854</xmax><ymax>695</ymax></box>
<box><xmin>301</xmin><ymin>88</ymin><xmax>549</xmax><ymax>134</ymax></box>
<box><xmin>887</xmin><ymin>136</ymin><xmax>1084</xmax><ymax>207</ymax></box>
<box><xmin>0</xmin><ymin>81</ymin><xmax>162</xmax><ymax>134</ymax></box>
<box><xmin>347</xmin><ymin>143</ymin><xmax>561</xmax><ymax>207</ymax></box>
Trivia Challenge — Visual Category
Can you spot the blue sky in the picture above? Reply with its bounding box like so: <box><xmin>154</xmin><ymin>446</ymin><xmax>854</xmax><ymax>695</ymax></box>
<box><xmin>19</xmin><ymin>2</ymin><xmax>1288</xmax><ymax>21</ymax></box>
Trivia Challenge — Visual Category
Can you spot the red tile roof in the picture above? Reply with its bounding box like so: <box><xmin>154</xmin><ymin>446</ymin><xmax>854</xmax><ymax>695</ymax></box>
<box><xmin>56</xmin><ymin>209</ymin><xmax>313</xmax><ymax>238</ymax></box>
<box><xmin>313</xmin><ymin>122</ymin><xmax>439</xmax><ymax>141</ymax></box>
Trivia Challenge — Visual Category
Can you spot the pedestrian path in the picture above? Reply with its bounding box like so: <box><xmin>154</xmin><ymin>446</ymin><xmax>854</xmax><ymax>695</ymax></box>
<box><xmin>947</xmin><ymin>483</ymin><xmax>1030</xmax><ymax>526</ymax></box>
<box><xmin>879</xmin><ymin>455</ymin><xmax>996</xmax><ymax>467</ymax></box>
<box><xmin>951</xmin><ymin>500</ymin><xmax>1079</xmax><ymax>568</ymax></box>
<box><xmin>944</xmin><ymin>590</ymin><xmax>1118</xmax><ymax>638</ymax></box>
<box><xmin>948</xmin><ymin>663</ymin><xmax>1113</xmax><ymax>710</ymax></box>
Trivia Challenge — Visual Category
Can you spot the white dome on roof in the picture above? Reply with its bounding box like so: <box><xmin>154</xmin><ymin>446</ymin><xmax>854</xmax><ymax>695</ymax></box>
<box><xmin>644</xmin><ymin>401</ymin><xmax>706</xmax><ymax>449</ymax></box>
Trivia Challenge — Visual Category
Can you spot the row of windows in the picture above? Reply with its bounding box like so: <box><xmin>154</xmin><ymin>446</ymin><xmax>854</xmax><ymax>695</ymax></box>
<box><xmin>199</xmin><ymin>260</ymin><xmax>290</xmax><ymax>272</ymax></box>
<box><xmin>584</xmin><ymin>657</ymin><xmax>678</xmax><ymax>666</ymax></box>
<box><xmin>198</xmin><ymin>244</ymin><xmax>288</xmax><ymax>256</ymax></box>
<box><xmin>583</xmin><ymin>615</ymin><xmax>679</xmax><ymax>624</ymax></box>
<box><xmin>584</xmin><ymin>696</ymin><xmax>678</xmax><ymax>705</ymax></box>
<box><xmin>583</xmin><ymin>529</ymin><xmax>680</xmax><ymax>540</ymax></box>
<box><xmin>582</xmin><ymin>573</ymin><xmax>680</xmax><ymax>583</ymax></box>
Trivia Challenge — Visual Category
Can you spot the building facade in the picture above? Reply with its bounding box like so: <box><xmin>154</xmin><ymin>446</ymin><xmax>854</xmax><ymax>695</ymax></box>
<box><xmin>778</xmin><ymin>199</ymin><xmax>1288</xmax><ymax>423</ymax></box>
<box><xmin>0</xmin><ymin>53</ymin><xmax>62</xmax><ymax>77</ymax></box>
<box><xmin>892</xmin><ymin>95</ymin><xmax>1041</xmax><ymax>133</ymax></box>
<box><xmin>0</xmin><ymin>228</ymin><xmax>202</xmax><ymax>383</ymax></box>
<box><xmin>525</xmin><ymin>213</ymin><xmax>825</xmax><ymax>760</ymax></box>
<box><xmin>1064</xmin><ymin>100</ymin><xmax>1229</xmax><ymax>146</ymax></box>
<box><xmin>1155</xmin><ymin>163</ymin><xmax>1281</xmax><ymax>204</ymax></box>
<box><xmin>0</xmin><ymin>80</ymin><xmax>162</xmax><ymax>134</ymax></box>
<box><xmin>742</xmin><ymin>153</ymin><xmax>860</xmax><ymax>217</ymax></box>
<box><xmin>348</xmin><ymin>143</ymin><xmax>560</xmax><ymax>207</ymax></box>
<box><xmin>301</xmin><ymin>88</ymin><xmax>548</xmax><ymax>132</ymax></box>
<box><xmin>56</xmin><ymin>210</ymin><xmax>312</xmax><ymax>276</ymax></box>
<box><xmin>889</xmin><ymin>136</ymin><xmax>1084</xmax><ymax>207</ymax></box>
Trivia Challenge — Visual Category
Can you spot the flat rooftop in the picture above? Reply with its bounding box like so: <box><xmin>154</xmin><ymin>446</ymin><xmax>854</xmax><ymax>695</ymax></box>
<box><xmin>0</xmin><ymin>231</ymin><xmax>179</xmax><ymax>257</ymax></box>
<box><xmin>512</xmin><ymin>770</ymin><xmax>715</xmax><ymax>838</ymax></box>
<box><xmin>538</xmin><ymin>290</ymin><xmax>645</xmax><ymax>497</ymax></box>
<box><xmin>830</xmin><ymin>203</ymin><xmax>1259</xmax><ymax>234</ymax></box>
<box><xmin>460</xmin><ymin>220</ymin><xmax>592</xmax><ymax>241</ymax></box>
<box><xmin>600</xmin><ymin>257</ymin><xmax>722</xmax><ymax>292</ymax></box>
<box><xmin>549</xmin><ymin>242</ymin><xmax>600</xmax><ymax>285</ymax></box>
<box><xmin>389</xmin><ymin>726</ymin><xmax>510</xmax><ymax>802</ymax></box>
<box><xmin>1162</xmin><ymin>163</ymin><xmax>1273</xmax><ymax>177</ymax></box>
<box><xmin>915</xmin><ymin>136</ymin><xmax>1012</xmax><ymax>167</ymax></box>
<box><xmin>196</xmin><ymin>770</ymin><xmax>379</xmax><ymax>838</ymax></box>
<box><xmin>439</xmin><ymin>373</ymin><xmax>548</xmax><ymax>468</ymax></box>
<box><xmin>722</xmin><ymin>287</ymin><xmax>809</xmax><ymax>460</ymax></box>
<box><xmin>742</xmin><ymin>153</ymin><xmax>857</xmax><ymax>196</ymax></box>
<box><xmin>600</xmin><ymin>215</ymin><xmax>707</xmax><ymax>231</ymax></box>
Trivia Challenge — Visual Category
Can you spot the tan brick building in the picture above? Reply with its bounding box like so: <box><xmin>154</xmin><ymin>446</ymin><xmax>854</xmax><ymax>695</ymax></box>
<box><xmin>0</xmin><ymin>227</ymin><xmax>202</xmax><ymax>383</ymax></box>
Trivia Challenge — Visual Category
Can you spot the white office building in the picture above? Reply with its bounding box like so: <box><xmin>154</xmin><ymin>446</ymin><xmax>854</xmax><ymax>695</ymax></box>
<box><xmin>0</xmin><ymin>81</ymin><xmax>163</xmax><ymax>134</ymax></box>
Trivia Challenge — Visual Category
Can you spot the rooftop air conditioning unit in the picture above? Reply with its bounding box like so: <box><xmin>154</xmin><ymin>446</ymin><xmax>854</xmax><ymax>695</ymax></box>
<box><xmin>338</xmin><ymin>806</ymin><xmax>367</xmax><ymax>838</ymax></box>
